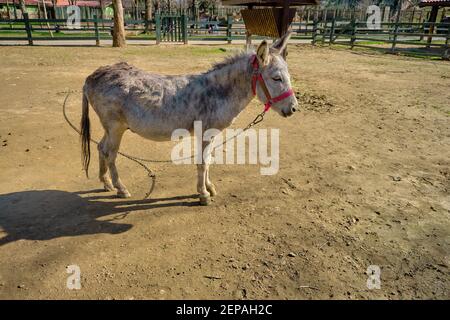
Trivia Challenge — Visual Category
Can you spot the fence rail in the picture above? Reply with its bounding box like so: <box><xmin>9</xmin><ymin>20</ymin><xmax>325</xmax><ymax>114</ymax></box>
<box><xmin>314</xmin><ymin>18</ymin><xmax>450</xmax><ymax>59</ymax></box>
<box><xmin>0</xmin><ymin>14</ymin><xmax>449</xmax><ymax>60</ymax></box>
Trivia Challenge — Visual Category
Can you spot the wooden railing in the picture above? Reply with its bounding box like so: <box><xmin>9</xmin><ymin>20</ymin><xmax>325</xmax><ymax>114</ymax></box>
<box><xmin>314</xmin><ymin>19</ymin><xmax>450</xmax><ymax>59</ymax></box>
<box><xmin>0</xmin><ymin>13</ymin><xmax>449</xmax><ymax>60</ymax></box>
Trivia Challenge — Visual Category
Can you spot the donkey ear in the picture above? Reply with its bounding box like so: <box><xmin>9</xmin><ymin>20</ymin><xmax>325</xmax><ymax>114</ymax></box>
<box><xmin>256</xmin><ymin>40</ymin><xmax>270</xmax><ymax>66</ymax></box>
<box><xmin>272</xmin><ymin>31</ymin><xmax>292</xmax><ymax>56</ymax></box>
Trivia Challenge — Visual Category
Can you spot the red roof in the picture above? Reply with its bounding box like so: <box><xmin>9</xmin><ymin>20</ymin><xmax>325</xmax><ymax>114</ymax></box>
<box><xmin>54</xmin><ymin>0</ymin><xmax>103</xmax><ymax>7</ymax></box>
<box><xmin>222</xmin><ymin>0</ymin><xmax>319</xmax><ymax>6</ymax></box>
<box><xmin>0</xmin><ymin>0</ymin><xmax>49</xmax><ymax>5</ymax></box>
<box><xmin>0</xmin><ymin>0</ymin><xmax>103</xmax><ymax>7</ymax></box>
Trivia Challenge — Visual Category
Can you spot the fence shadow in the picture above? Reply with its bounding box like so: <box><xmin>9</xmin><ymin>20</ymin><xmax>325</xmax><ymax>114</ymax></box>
<box><xmin>0</xmin><ymin>189</ymin><xmax>199</xmax><ymax>246</ymax></box>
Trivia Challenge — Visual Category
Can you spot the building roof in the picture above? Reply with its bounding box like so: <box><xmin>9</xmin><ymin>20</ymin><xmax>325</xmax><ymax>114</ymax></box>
<box><xmin>0</xmin><ymin>0</ymin><xmax>52</xmax><ymax>6</ymax></box>
<box><xmin>55</xmin><ymin>0</ymin><xmax>103</xmax><ymax>7</ymax></box>
<box><xmin>0</xmin><ymin>0</ymin><xmax>103</xmax><ymax>7</ymax></box>
<box><xmin>221</xmin><ymin>0</ymin><xmax>319</xmax><ymax>7</ymax></box>
<box><xmin>419</xmin><ymin>0</ymin><xmax>450</xmax><ymax>7</ymax></box>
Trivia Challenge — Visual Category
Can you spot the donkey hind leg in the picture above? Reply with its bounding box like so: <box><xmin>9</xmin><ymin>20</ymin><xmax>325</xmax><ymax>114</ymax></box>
<box><xmin>98</xmin><ymin>135</ymin><xmax>115</xmax><ymax>191</ymax></box>
<box><xmin>205</xmin><ymin>166</ymin><xmax>217</xmax><ymax>197</ymax></box>
<box><xmin>204</xmin><ymin>137</ymin><xmax>217</xmax><ymax>197</ymax></box>
<box><xmin>104</xmin><ymin>125</ymin><xmax>131</xmax><ymax>198</ymax></box>
<box><xmin>197</xmin><ymin>141</ymin><xmax>215</xmax><ymax>205</ymax></box>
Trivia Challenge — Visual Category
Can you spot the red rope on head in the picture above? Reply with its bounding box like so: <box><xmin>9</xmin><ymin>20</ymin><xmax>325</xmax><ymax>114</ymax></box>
<box><xmin>250</xmin><ymin>55</ymin><xmax>294</xmax><ymax>113</ymax></box>
<box><xmin>251</xmin><ymin>55</ymin><xmax>259</xmax><ymax>96</ymax></box>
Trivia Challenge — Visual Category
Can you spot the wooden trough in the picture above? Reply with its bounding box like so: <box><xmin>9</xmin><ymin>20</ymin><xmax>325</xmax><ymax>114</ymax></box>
<box><xmin>222</xmin><ymin>0</ymin><xmax>319</xmax><ymax>56</ymax></box>
<box><xmin>222</xmin><ymin>0</ymin><xmax>319</xmax><ymax>57</ymax></box>
<box><xmin>241</xmin><ymin>8</ymin><xmax>297</xmax><ymax>38</ymax></box>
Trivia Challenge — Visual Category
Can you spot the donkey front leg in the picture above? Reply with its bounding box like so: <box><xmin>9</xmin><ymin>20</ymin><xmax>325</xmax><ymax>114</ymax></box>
<box><xmin>204</xmin><ymin>138</ymin><xmax>217</xmax><ymax>197</ymax></box>
<box><xmin>197</xmin><ymin>163</ymin><xmax>210</xmax><ymax>205</ymax></box>
<box><xmin>197</xmin><ymin>140</ymin><xmax>216</xmax><ymax>205</ymax></box>
<box><xmin>197</xmin><ymin>162</ymin><xmax>217</xmax><ymax>203</ymax></box>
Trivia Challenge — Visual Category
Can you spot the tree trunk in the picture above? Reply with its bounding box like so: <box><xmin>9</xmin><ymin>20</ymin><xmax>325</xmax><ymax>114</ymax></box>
<box><xmin>99</xmin><ymin>0</ymin><xmax>105</xmax><ymax>28</ymax></box>
<box><xmin>427</xmin><ymin>5</ymin><xmax>439</xmax><ymax>47</ymax></box>
<box><xmin>100</xmin><ymin>0</ymin><xmax>104</xmax><ymax>19</ymax></box>
<box><xmin>13</xmin><ymin>0</ymin><xmax>18</xmax><ymax>19</ymax></box>
<box><xmin>6</xmin><ymin>0</ymin><xmax>11</xmax><ymax>19</ymax></box>
<box><xmin>144</xmin><ymin>0</ymin><xmax>152</xmax><ymax>33</ymax></box>
<box><xmin>112</xmin><ymin>0</ymin><xmax>126</xmax><ymax>47</ymax></box>
<box><xmin>19</xmin><ymin>0</ymin><xmax>26</xmax><ymax>18</ymax></box>
<box><xmin>42</xmin><ymin>0</ymin><xmax>54</xmax><ymax>37</ymax></box>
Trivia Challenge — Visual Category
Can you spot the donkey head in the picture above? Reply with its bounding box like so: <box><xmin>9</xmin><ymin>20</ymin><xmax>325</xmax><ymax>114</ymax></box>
<box><xmin>254</xmin><ymin>32</ymin><xmax>299</xmax><ymax>117</ymax></box>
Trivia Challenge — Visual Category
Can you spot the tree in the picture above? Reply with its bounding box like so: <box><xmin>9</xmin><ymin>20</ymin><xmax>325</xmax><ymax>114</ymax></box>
<box><xmin>112</xmin><ymin>0</ymin><xmax>126</xmax><ymax>47</ymax></box>
<box><xmin>6</xmin><ymin>0</ymin><xmax>11</xmax><ymax>19</ymax></box>
<box><xmin>99</xmin><ymin>0</ymin><xmax>105</xmax><ymax>20</ymax></box>
<box><xmin>144</xmin><ymin>0</ymin><xmax>153</xmax><ymax>33</ymax></box>
<box><xmin>18</xmin><ymin>0</ymin><xmax>26</xmax><ymax>17</ymax></box>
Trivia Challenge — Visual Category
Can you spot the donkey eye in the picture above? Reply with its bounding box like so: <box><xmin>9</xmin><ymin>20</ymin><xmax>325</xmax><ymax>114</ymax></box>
<box><xmin>272</xmin><ymin>77</ymin><xmax>282</xmax><ymax>82</ymax></box>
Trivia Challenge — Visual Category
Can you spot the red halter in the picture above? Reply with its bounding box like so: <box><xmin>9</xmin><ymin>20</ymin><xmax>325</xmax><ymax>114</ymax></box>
<box><xmin>251</xmin><ymin>55</ymin><xmax>294</xmax><ymax>113</ymax></box>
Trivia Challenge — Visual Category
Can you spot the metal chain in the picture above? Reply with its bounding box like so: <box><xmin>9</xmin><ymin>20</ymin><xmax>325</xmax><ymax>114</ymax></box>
<box><xmin>123</xmin><ymin>110</ymin><xmax>266</xmax><ymax>164</ymax></box>
<box><xmin>63</xmin><ymin>93</ymin><xmax>266</xmax><ymax>199</ymax></box>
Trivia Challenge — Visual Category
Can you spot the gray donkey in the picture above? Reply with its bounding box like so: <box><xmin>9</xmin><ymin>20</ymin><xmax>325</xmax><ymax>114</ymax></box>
<box><xmin>81</xmin><ymin>32</ymin><xmax>298</xmax><ymax>205</ymax></box>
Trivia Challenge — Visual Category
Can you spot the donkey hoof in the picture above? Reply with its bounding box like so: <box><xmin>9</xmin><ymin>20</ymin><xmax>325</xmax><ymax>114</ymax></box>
<box><xmin>117</xmin><ymin>190</ymin><xmax>131</xmax><ymax>198</ymax></box>
<box><xmin>207</xmin><ymin>184</ymin><xmax>217</xmax><ymax>197</ymax></box>
<box><xmin>199</xmin><ymin>195</ymin><xmax>211</xmax><ymax>206</ymax></box>
<box><xmin>103</xmin><ymin>183</ymin><xmax>115</xmax><ymax>192</ymax></box>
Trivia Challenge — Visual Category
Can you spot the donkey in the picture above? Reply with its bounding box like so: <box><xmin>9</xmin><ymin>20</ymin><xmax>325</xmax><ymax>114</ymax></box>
<box><xmin>80</xmin><ymin>32</ymin><xmax>298</xmax><ymax>205</ymax></box>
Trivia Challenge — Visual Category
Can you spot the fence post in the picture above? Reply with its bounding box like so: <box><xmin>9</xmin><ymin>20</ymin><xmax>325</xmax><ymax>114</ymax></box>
<box><xmin>312</xmin><ymin>18</ymin><xmax>318</xmax><ymax>45</ymax></box>
<box><xmin>182</xmin><ymin>14</ymin><xmax>188</xmax><ymax>44</ymax></box>
<box><xmin>226</xmin><ymin>14</ymin><xmax>232</xmax><ymax>44</ymax></box>
<box><xmin>23</xmin><ymin>12</ymin><xmax>33</xmax><ymax>46</ymax></box>
<box><xmin>350</xmin><ymin>19</ymin><xmax>356</xmax><ymax>49</ymax></box>
<box><xmin>155</xmin><ymin>14</ymin><xmax>161</xmax><ymax>44</ymax></box>
<box><xmin>349</xmin><ymin>7</ymin><xmax>356</xmax><ymax>50</ymax></box>
<box><xmin>85</xmin><ymin>7</ymin><xmax>90</xmax><ymax>28</ymax></box>
<box><xmin>94</xmin><ymin>14</ymin><xmax>100</xmax><ymax>46</ymax></box>
<box><xmin>329</xmin><ymin>10</ymin><xmax>336</xmax><ymax>45</ymax></box>
<box><xmin>427</xmin><ymin>6</ymin><xmax>439</xmax><ymax>48</ymax></box>
<box><xmin>443</xmin><ymin>23</ymin><xmax>450</xmax><ymax>60</ymax></box>
<box><xmin>419</xmin><ymin>10</ymin><xmax>424</xmax><ymax>41</ymax></box>
<box><xmin>390</xmin><ymin>13</ymin><xmax>400</xmax><ymax>53</ymax></box>
<box><xmin>246</xmin><ymin>30</ymin><xmax>252</xmax><ymax>51</ymax></box>
<box><xmin>321</xmin><ymin>21</ymin><xmax>327</xmax><ymax>44</ymax></box>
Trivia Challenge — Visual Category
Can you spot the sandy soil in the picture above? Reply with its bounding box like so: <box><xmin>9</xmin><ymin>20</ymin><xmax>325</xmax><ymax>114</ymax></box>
<box><xmin>0</xmin><ymin>44</ymin><xmax>449</xmax><ymax>300</ymax></box>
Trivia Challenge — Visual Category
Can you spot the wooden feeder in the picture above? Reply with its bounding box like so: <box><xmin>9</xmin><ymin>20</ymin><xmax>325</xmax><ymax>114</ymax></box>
<box><xmin>222</xmin><ymin>0</ymin><xmax>319</xmax><ymax>56</ymax></box>
<box><xmin>241</xmin><ymin>8</ymin><xmax>297</xmax><ymax>38</ymax></box>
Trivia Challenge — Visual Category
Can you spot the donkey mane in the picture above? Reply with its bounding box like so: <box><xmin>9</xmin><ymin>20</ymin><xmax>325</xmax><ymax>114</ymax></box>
<box><xmin>205</xmin><ymin>51</ymin><xmax>251</xmax><ymax>74</ymax></box>
<box><xmin>205</xmin><ymin>48</ymin><xmax>284</xmax><ymax>75</ymax></box>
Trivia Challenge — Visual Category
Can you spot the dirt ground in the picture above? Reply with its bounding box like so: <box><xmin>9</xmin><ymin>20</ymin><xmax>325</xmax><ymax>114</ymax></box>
<box><xmin>0</xmin><ymin>44</ymin><xmax>449</xmax><ymax>300</ymax></box>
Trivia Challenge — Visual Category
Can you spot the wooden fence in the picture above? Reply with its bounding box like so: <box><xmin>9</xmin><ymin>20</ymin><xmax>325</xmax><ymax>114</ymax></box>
<box><xmin>156</xmin><ymin>14</ymin><xmax>188</xmax><ymax>44</ymax></box>
<box><xmin>0</xmin><ymin>13</ymin><xmax>449</xmax><ymax>60</ymax></box>
<box><xmin>313</xmin><ymin>18</ymin><xmax>450</xmax><ymax>60</ymax></box>
<box><xmin>0</xmin><ymin>13</ymin><xmax>246</xmax><ymax>44</ymax></box>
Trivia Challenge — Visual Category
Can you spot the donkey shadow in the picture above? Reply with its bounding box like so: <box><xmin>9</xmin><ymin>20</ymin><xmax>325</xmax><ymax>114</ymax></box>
<box><xmin>0</xmin><ymin>189</ymin><xmax>199</xmax><ymax>246</ymax></box>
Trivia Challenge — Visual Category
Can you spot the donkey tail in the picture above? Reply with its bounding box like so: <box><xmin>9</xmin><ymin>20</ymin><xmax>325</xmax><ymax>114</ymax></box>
<box><xmin>80</xmin><ymin>91</ymin><xmax>91</xmax><ymax>178</ymax></box>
